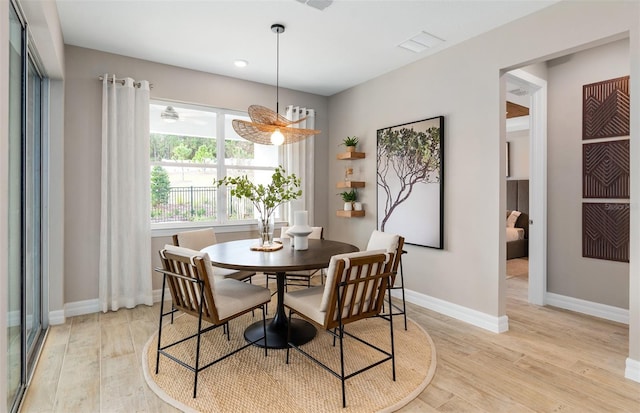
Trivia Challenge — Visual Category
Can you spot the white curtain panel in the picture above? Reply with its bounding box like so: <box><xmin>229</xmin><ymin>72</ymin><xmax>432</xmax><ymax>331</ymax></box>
<box><xmin>281</xmin><ymin>105</ymin><xmax>315</xmax><ymax>225</ymax></box>
<box><xmin>99</xmin><ymin>75</ymin><xmax>153</xmax><ymax>312</ymax></box>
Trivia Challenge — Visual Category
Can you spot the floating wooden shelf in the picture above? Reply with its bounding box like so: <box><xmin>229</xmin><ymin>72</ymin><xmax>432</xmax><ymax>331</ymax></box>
<box><xmin>337</xmin><ymin>151</ymin><xmax>366</xmax><ymax>160</ymax></box>
<box><xmin>336</xmin><ymin>181</ymin><xmax>365</xmax><ymax>188</ymax></box>
<box><xmin>336</xmin><ymin>210</ymin><xmax>365</xmax><ymax>218</ymax></box>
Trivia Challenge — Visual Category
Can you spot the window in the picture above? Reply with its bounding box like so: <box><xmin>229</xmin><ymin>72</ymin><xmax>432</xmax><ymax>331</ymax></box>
<box><xmin>150</xmin><ymin>101</ymin><xmax>279</xmax><ymax>227</ymax></box>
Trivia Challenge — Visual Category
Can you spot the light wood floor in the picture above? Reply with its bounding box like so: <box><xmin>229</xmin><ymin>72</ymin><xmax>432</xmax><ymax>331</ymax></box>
<box><xmin>21</xmin><ymin>267</ymin><xmax>640</xmax><ymax>412</ymax></box>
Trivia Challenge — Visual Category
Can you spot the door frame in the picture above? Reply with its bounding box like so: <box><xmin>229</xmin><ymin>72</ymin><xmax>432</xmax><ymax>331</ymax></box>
<box><xmin>505</xmin><ymin>69</ymin><xmax>547</xmax><ymax>305</ymax></box>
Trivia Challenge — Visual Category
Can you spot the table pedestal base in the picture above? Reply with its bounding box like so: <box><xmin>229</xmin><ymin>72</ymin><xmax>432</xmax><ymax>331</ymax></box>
<box><xmin>244</xmin><ymin>317</ymin><xmax>316</xmax><ymax>349</ymax></box>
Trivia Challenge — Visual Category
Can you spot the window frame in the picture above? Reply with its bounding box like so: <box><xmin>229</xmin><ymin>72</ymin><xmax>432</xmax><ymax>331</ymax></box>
<box><xmin>149</xmin><ymin>99</ymin><xmax>282</xmax><ymax>234</ymax></box>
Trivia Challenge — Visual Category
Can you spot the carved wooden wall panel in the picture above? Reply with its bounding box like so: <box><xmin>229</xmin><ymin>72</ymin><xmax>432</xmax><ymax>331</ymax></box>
<box><xmin>583</xmin><ymin>203</ymin><xmax>629</xmax><ymax>262</ymax></box>
<box><xmin>583</xmin><ymin>140</ymin><xmax>630</xmax><ymax>198</ymax></box>
<box><xmin>583</xmin><ymin>76</ymin><xmax>630</xmax><ymax>140</ymax></box>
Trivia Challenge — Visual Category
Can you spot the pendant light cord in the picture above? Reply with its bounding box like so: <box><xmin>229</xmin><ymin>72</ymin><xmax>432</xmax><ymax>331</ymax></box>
<box><xmin>276</xmin><ymin>28</ymin><xmax>280</xmax><ymax>115</ymax></box>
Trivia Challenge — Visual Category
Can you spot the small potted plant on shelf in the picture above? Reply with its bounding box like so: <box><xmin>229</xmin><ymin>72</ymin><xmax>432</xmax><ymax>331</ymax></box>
<box><xmin>339</xmin><ymin>189</ymin><xmax>358</xmax><ymax>211</ymax></box>
<box><xmin>342</xmin><ymin>136</ymin><xmax>359</xmax><ymax>152</ymax></box>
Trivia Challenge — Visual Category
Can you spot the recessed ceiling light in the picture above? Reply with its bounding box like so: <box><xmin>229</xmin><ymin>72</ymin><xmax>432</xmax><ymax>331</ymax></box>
<box><xmin>234</xmin><ymin>59</ymin><xmax>248</xmax><ymax>68</ymax></box>
<box><xmin>398</xmin><ymin>31</ymin><xmax>444</xmax><ymax>53</ymax></box>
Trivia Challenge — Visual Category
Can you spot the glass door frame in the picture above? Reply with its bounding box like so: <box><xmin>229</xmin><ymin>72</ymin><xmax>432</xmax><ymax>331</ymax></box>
<box><xmin>7</xmin><ymin>0</ymin><xmax>48</xmax><ymax>411</ymax></box>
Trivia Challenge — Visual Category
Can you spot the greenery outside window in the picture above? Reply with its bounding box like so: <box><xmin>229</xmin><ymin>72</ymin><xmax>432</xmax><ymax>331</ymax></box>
<box><xmin>150</xmin><ymin>101</ymin><xmax>279</xmax><ymax>227</ymax></box>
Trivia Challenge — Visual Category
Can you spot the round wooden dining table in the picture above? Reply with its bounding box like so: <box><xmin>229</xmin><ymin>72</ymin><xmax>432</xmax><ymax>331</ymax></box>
<box><xmin>201</xmin><ymin>238</ymin><xmax>359</xmax><ymax>349</ymax></box>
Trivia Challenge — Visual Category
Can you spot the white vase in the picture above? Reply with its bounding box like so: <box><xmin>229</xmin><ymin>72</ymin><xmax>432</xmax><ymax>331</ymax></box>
<box><xmin>286</xmin><ymin>225</ymin><xmax>313</xmax><ymax>251</ymax></box>
<box><xmin>353</xmin><ymin>202</ymin><xmax>363</xmax><ymax>211</ymax></box>
<box><xmin>344</xmin><ymin>202</ymin><xmax>353</xmax><ymax>211</ymax></box>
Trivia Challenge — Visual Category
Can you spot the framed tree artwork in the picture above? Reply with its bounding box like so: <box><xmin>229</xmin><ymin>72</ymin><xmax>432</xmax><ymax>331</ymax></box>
<box><xmin>376</xmin><ymin>116</ymin><xmax>444</xmax><ymax>248</ymax></box>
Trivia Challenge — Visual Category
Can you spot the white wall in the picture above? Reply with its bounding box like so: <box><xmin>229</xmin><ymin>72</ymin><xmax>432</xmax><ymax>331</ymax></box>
<box><xmin>327</xmin><ymin>0</ymin><xmax>639</xmax><ymax>343</ymax></box>
<box><xmin>547</xmin><ymin>38</ymin><xmax>630</xmax><ymax>309</ymax></box>
<box><xmin>63</xmin><ymin>46</ymin><xmax>329</xmax><ymax>303</ymax></box>
<box><xmin>507</xmin><ymin>128</ymin><xmax>530</xmax><ymax>180</ymax></box>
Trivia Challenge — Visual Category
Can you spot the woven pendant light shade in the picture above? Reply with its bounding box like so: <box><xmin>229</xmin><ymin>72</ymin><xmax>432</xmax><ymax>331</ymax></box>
<box><xmin>233</xmin><ymin>24</ymin><xmax>321</xmax><ymax>145</ymax></box>
<box><xmin>232</xmin><ymin>105</ymin><xmax>320</xmax><ymax>145</ymax></box>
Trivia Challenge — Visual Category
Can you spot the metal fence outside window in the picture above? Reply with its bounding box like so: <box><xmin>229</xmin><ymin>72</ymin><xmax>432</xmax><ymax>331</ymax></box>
<box><xmin>151</xmin><ymin>186</ymin><xmax>254</xmax><ymax>223</ymax></box>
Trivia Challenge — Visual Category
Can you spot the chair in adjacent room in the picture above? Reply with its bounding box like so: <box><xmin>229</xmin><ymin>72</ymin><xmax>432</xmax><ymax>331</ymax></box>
<box><xmin>366</xmin><ymin>230</ymin><xmax>408</xmax><ymax>330</ymax></box>
<box><xmin>173</xmin><ymin>228</ymin><xmax>256</xmax><ymax>284</ymax></box>
<box><xmin>265</xmin><ymin>226</ymin><xmax>324</xmax><ymax>290</ymax></box>
<box><xmin>155</xmin><ymin>245</ymin><xmax>271</xmax><ymax>398</ymax></box>
<box><xmin>283</xmin><ymin>249</ymin><xmax>396</xmax><ymax>408</ymax></box>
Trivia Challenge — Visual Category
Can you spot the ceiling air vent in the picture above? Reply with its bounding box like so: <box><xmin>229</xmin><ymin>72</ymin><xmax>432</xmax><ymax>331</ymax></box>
<box><xmin>398</xmin><ymin>31</ymin><xmax>444</xmax><ymax>53</ymax></box>
<box><xmin>296</xmin><ymin>0</ymin><xmax>333</xmax><ymax>11</ymax></box>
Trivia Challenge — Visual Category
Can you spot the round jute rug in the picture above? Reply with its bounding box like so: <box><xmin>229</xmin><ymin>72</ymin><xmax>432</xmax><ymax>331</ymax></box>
<box><xmin>142</xmin><ymin>312</ymin><xmax>436</xmax><ymax>412</ymax></box>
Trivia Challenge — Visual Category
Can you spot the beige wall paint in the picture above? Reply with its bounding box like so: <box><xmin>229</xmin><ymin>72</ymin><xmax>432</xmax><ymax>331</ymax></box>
<box><xmin>327</xmin><ymin>1</ymin><xmax>639</xmax><ymax>319</ymax></box>
<box><xmin>507</xmin><ymin>129</ymin><xmax>530</xmax><ymax>180</ymax></box>
<box><xmin>547</xmin><ymin>38</ymin><xmax>630</xmax><ymax>309</ymax></box>
<box><xmin>628</xmin><ymin>2</ymin><xmax>640</xmax><ymax>366</ymax></box>
<box><xmin>63</xmin><ymin>45</ymin><xmax>329</xmax><ymax>303</ymax></box>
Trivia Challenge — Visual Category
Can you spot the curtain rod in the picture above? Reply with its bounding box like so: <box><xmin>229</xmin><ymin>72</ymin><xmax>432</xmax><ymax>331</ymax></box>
<box><xmin>98</xmin><ymin>75</ymin><xmax>154</xmax><ymax>89</ymax></box>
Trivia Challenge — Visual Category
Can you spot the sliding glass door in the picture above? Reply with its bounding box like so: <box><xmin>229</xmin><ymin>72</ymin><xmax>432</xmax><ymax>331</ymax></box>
<box><xmin>25</xmin><ymin>52</ymin><xmax>44</xmax><ymax>365</ymax></box>
<box><xmin>7</xmin><ymin>4</ymin><xmax>24</xmax><ymax>409</ymax></box>
<box><xmin>7</xmin><ymin>1</ymin><xmax>46</xmax><ymax>411</ymax></box>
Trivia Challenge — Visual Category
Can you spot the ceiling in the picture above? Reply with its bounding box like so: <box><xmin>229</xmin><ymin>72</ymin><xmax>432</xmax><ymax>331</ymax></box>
<box><xmin>55</xmin><ymin>0</ymin><xmax>558</xmax><ymax>97</ymax></box>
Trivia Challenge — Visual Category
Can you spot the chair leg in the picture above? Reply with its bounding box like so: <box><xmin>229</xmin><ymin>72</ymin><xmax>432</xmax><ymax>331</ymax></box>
<box><xmin>286</xmin><ymin>310</ymin><xmax>293</xmax><ymax>364</ymax></box>
<box><xmin>399</xmin><ymin>257</ymin><xmax>408</xmax><ymax>330</ymax></box>
<box><xmin>387</xmin><ymin>289</ymin><xmax>396</xmax><ymax>381</ymax></box>
<box><xmin>155</xmin><ymin>274</ymin><xmax>168</xmax><ymax>374</ymax></box>
<box><xmin>193</xmin><ymin>285</ymin><xmax>206</xmax><ymax>398</ymax></box>
<box><xmin>339</xmin><ymin>323</ymin><xmax>347</xmax><ymax>408</ymax></box>
<box><xmin>262</xmin><ymin>305</ymin><xmax>268</xmax><ymax>357</ymax></box>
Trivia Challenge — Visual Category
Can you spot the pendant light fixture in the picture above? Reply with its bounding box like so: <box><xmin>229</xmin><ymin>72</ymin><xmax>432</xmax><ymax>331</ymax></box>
<box><xmin>161</xmin><ymin>106</ymin><xmax>179</xmax><ymax>123</ymax></box>
<box><xmin>232</xmin><ymin>23</ymin><xmax>320</xmax><ymax>145</ymax></box>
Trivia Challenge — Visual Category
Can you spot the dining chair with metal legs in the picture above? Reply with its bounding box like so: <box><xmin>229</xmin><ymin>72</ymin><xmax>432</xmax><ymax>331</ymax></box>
<box><xmin>283</xmin><ymin>249</ymin><xmax>396</xmax><ymax>408</ymax></box>
<box><xmin>155</xmin><ymin>245</ymin><xmax>271</xmax><ymax>398</ymax></box>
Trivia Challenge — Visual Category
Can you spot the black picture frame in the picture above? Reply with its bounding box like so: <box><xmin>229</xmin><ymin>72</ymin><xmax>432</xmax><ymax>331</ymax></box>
<box><xmin>376</xmin><ymin>116</ymin><xmax>444</xmax><ymax>249</ymax></box>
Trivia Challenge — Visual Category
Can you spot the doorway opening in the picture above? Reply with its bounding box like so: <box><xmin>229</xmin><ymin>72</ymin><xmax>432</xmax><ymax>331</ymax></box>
<box><xmin>504</xmin><ymin>68</ymin><xmax>547</xmax><ymax>307</ymax></box>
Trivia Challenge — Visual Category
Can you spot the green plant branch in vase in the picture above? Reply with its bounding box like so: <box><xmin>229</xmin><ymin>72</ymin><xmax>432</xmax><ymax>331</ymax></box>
<box><xmin>217</xmin><ymin>166</ymin><xmax>302</xmax><ymax>246</ymax></box>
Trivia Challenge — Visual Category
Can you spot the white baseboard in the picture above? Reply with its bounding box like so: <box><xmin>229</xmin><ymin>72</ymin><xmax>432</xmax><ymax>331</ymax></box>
<box><xmin>50</xmin><ymin>289</ymin><xmax>169</xmax><ymax>323</ymax></box>
<box><xmin>64</xmin><ymin>298</ymin><xmax>100</xmax><ymax>318</ymax></box>
<box><xmin>545</xmin><ymin>292</ymin><xmax>629</xmax><ymax>324</ymax></box>
<box><xmin>625</xmin><ymin>358</ymin><xmax>640</xmax><ymax>383</ymax></box>
<box><xmin>48</xmin><ymin>309</ymin><xmax>66</xmax><ymax>326</ymax></box>
<box><xmin>396</xmin><ymin>289</ymin><xmax>509</xmax><ymax>333</ymax></box>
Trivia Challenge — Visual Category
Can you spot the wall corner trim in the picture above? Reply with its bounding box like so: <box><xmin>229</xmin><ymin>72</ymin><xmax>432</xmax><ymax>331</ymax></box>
<box><xmin>545</xmin><ymin>292</ymin><xmax>629</xmax><ymax>324</ymax></box>
<box><xmin>625</xmin><ymin>358</ymin><xmax>640</xmax><ymax>383</ymax></box>
<box><xmin>48</xmin><ymin>310</ymin><xmax>66</xmax><ymax>326</ymax></box>
<box><xmin>394</xmin><ymin>289</ymin><xmax>509</xmax><ymax>333</ymax></box>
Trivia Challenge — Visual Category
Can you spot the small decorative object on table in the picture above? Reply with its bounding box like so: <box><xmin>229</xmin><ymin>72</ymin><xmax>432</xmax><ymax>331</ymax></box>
<box><xmin>287</xmin><ymin>210</ymin><xmax>313</xmax><ymax>250</ymax></box>
<box><xmin>217</xmin><ymin>166</ymin><xmax>302</xmax><ymax>249</ymax></box>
